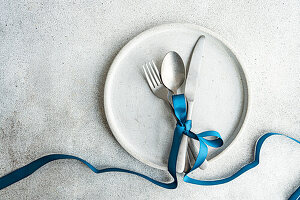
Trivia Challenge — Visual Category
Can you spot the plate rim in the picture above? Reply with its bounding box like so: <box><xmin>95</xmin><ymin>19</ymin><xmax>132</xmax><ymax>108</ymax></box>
<box><xmin>104</xmin><ymin>23</ymin><xmax>250</xmax><ymax>170</ymax></box>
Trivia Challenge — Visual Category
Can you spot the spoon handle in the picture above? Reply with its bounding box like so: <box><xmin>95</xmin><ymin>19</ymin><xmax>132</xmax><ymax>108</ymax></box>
<box><xmin>176</xmin><ymin>101</ymin><xmax>194</xmax><ymax>173</ymax></box>
<box><xmin>176</xmin><ymin>134</ymin><xmax>189</xmax><ymax>173</ymax></box>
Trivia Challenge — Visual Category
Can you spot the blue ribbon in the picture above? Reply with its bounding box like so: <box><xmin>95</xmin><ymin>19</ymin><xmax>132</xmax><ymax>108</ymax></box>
<box><xmin>0</xmin><ymin>94</ymin><xmax>299</xmax><ymax>199</ymax></box>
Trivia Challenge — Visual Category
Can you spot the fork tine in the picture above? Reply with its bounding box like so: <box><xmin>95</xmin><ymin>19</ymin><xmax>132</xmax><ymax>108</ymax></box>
<box><xmin>143</xmin><ymin>64</ymin><xmax>155</xmax><ymax>89</ymax></box>
<box><xmin>146</xmin><ymin>63</ymin><xmax>158</xmax><ymax>87</ymax></box>
<box><xmin>151</xmin><ymin>60</ymin><xmax>162</xmax><ymax>83</ymax></box>
<box><xmin>148</xmin><ymin>62</ymin><xmax>160</xmax><ymax>86</ymax></box>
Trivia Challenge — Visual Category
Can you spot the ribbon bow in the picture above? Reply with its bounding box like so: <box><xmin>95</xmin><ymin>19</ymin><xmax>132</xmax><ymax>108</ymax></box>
<box><xmin>171</xmin><ymin>94</ymin><xmax>223</xmax><ymax>173</ymax></box>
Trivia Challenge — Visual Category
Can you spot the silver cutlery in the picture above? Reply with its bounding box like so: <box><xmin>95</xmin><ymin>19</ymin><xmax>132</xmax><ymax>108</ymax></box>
<box><xmin>143</xmin><ymin>60</ymin><xmax>195</xmax><ymax>173</ymax></box>
<box><xmin>185</xmin><ymin>35</ymin><xmax>208</xmax><ymax>169</ymax></box>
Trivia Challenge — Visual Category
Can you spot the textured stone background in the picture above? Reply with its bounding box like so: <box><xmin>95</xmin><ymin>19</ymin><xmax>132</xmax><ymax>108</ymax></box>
<box><xmin>0</xmin><ymin>0</ymin><xmax>299</xmax><ymax>199</ymax></box>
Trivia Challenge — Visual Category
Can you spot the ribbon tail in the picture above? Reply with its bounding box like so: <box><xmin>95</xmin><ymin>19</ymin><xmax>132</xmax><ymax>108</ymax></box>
<box><xmin>289</xmin><ymin>185</ymin><xmax>300</xmax><ymax>200</ymax></box>
<box><xmin>0</xmin><ymin>95</ymin><xmax>189</xmax><ymax>191</ymax></box>
<box><xmin>183</xmin><ymin>133</ymin><xmax>300</xmax><ymax>199</ymax></box>
<box><xmin>0</xmin><ymin>154</ymin><xmax>178</xmax><ymax>190</ymax></box>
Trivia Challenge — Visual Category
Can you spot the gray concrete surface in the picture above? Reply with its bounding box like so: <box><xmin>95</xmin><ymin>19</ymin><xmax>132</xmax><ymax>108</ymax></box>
<box><xmin>0</xmin><ymin>0</ymin><xmax>299</xmax><ymax>199</ymax></box>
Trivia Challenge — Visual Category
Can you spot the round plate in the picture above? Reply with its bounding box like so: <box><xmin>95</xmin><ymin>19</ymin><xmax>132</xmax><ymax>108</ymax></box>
<box><xmin>104</xmin><ymin>23</ymin><xmax>249</xmax><ymax>170</ymax></box>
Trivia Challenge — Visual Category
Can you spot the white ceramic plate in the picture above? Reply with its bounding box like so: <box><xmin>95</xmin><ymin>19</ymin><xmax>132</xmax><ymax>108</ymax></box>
<box><xmin>104</xmin><ymin>23</ymin><xmax>249</xmax><ymax>170</ymax></box>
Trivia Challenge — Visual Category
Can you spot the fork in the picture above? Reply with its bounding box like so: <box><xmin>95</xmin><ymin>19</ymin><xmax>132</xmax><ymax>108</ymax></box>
<box><xmin>142</xmin><ymin>61</ymin><xmax>170</xmax><ymax>103</ymax></box>
<box><xmin>143</xmin><ymin>60</ymin><xmax>195</xmax><ymax>172</ymax></box>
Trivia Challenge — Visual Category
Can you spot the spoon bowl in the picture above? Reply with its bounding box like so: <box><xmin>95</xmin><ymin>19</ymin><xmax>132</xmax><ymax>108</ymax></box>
<box><xmin>161</xmin><ymin>52</ymin><xmax>185</xmax><ymax>94</ymax></box>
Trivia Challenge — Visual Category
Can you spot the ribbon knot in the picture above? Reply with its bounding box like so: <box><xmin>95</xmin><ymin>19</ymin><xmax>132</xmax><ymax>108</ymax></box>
<box><xmin>183</xmin><ymin>120</ymin><xmax>192</xmax><ymax>133</ymax></box>
<box><xmin>176</xmin><ymin>120</ymin><xmax>192</xmax><ymax>134</ymax></box>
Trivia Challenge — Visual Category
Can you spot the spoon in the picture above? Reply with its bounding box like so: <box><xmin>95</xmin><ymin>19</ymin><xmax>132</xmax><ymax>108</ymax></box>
<box><xmin>161</xmin><ymin>51</ymin><xmax>189</xmax><ymax>173</ymax></box>
<box><xmin>161</xmin><ymin>51</ymin><xmax>208</xmax><ymax>172</ymax></box>
<box><xmin>161</xmin><ymin>52</ymin><xmax>185</xmax><ymax>95</ymax></box>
